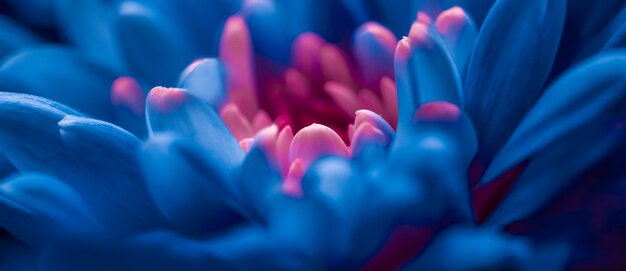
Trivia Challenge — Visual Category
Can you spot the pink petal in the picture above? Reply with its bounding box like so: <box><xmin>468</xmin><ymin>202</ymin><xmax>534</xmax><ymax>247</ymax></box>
<box><xmin>253</xmin><ymin>124</ymin><xmax>278</xmax><ymax>159</ymax></box>
<box><xmin>219</xmin><ymin>103</ymin><xmax>254</xmax><ymax>141</ymax></box>
<box><xmin>413</xmin><ymin>101</ymin><xmax>461</xmax><ymax>123</ymax></box>
<box><xmin>276</xmin><ymin>125</ymin><xmax>294</xmax><ymax>176</ymax></box>
<box><xmin>284</xmin><ymin>69</ymin><xmax>311</xmax><ymax>99</ymax></box>
<box><xmin>283</xmin><ymin>159</ymin><xmax>305</xmax><ymax>197</ymax></box>
<box><xmin>380</xmin><ymin>76</ymin><xmax>399</xmax><ymax>128</ymax></box>
<box><xmin>111</xmin><ymin>76</ymin><xmax>145</xmax><ymax>116</ymax></box>
<box><xmin>219</xmin><ymin>15</ymin><xmax>258</xmax><ymax>119</ymax></box>
<box><xmin>252</xmin><ymin>110</ymin><xmax>273</xmax><ymax>132</ymax></box>
<box><xmin>408</xmin><ymin>21</ymin><xmax>434</xmax><ymax>49</ymax></box>
<box><xmin>354</xmin><ymin>109</ymin><xmax>393</xmax><ymax>138</ymax></box>
<box><xmin>320</xmin><ymin>44</ymin><xmax>355</xmax><ymax>88</ymax></box>
<box><xmin>292</xmin><ymin>32</ymin><xmax>325</xmax><ymax>80</ymax></box>
<box><xmin>435</xmin><ymin>6</ymin><xmax>470</xmax><ymax>43</ymax></box>
<box><xmin>416</xmin><ymin>11</ymin><xmax>433</xmax><ymax>25</ymax></box>
<box><xmin>147</xmin><ymin>87</ymin><xmax>189</xmax><ymax>114</ymax></box>
<box><xmin>289</xmin><ymin>123</ymin><xmax>350</xmax><ymax>169</ymax></box>
<box><xmin>239</xmin><ymin>138</ymin><xmax>254</xmax><ymax>152</ymax></box>
<box><xmin>324</xmin><ymin>81</ymin><xmax>359</xmax><ymax>116</ymax></box>
<box><xmin>395</xmin><ymin>38</ymin><xmax>413</xmax><ymax>64</ymax></box>
<box><xmin>358</xmin><ymin>88</ymin><xmax>384</xmax><ymax>115</ymax></box>
<box><xmin>351</xmin><ymin>122</ymin><xmax>387</xmax><ymax>156</ymax></box>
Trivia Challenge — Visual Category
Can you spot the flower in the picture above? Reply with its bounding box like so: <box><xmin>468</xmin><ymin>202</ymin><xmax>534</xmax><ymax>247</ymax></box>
<box><xmin>0</xmin><ymin>0</ymin><xmax>625</xmax><ymax>270</ymax></box>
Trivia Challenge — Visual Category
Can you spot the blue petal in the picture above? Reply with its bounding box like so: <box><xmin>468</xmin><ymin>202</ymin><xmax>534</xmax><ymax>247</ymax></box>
<box><xmin>0</xmin><ymin>46</ymin><xmax>118</xmax><ymax>120</ymax></box>
<box><xmin>0</xmin><ymin>16</ymin><xmax>39</xmax><ymax>60</ymax></box>
<box><xmin>268</xmin><ymin>194</ymin><xmax>346</xmax><ymax>266</ymax></box>
<box><xmin>173</xmin><ymin>0</ymin><xmax>240</xmax><ymax>54</ymax></box>
<box><xmin>140</xmin><ymin>133</ymin><xmax>246</xmax><ymax>236</ymax></box>
<box><xmin>178</xmin><ymin>58</ymin><xmax>227</xmax><ymax>108</ymax></box>
<box><xmin>0</xmin><ymin>93</ymin><xmax>166</xmax><ymax>235</ymax></box>
<box><xmin>591</xmin><ymin>7</ymin><xmax>626</xmax><ymax>53</ymax></box>
<box><xmin>464</xmin><ymin>0</ymin><xmax>566</xmax><ymax>163</ymax></box>
<box><xmin>391</xmin><ymin>119</ymin><xmax>476</xmax><ymax>221</ymax></box>
<box><xmin>55</xmin><ymin>0</ymin><xmax>122</xmax><ymax>70</ymax></box>
<box><xmin>460</xmin><ymin>0</ymin><xmax>496</xmax><ymax>27</ymax></box>
<box><xmin>550</xmin><ymin>1</ymin><xmax>626</xmax><ymax>78</ymax></box>
<box><xmin>39</xmin><ymin>231</ymin><xmax>233</xmax><ymax>271</ymax></box>
<box><xmin>115</xmin><ymin>1</ymin><xmax>197</xmax><ymax>86</ymax></box>
<box><xmin>238</xmin><ymin>146</ymin><xmax>282</xmax><ymax>223</ymax></box>
<box><xmin>58</xmin><ymin>115</ymin><xmax>168</xmax><ymax>232</ymax></box>
<box><xmin>403</xmin><ymin>226</ymin><xmax>568</xmax><ymax>271</ymax></box>
<box><xmin>3</xmin><ymin>0</ymin><xmax>57</xmax><ymax>27</ymax></box>
<box><xmin>394</xmin><ymin>32</ymin><xmax>462</xmax><ymax>131</ymax></box>
<box><xmin>482</xmin><ymin>51</ymin><xmax>626</xmax><ymax>226</ymax></box>
<box><xmin>0</xmin><ymin>173</ymin><xmax>104</xmax><ymax>248</ymax></box>
<box><xmin>146</xmin><ymin>87</ymin><xmax>245</xmax><ymax>173</ymax></box>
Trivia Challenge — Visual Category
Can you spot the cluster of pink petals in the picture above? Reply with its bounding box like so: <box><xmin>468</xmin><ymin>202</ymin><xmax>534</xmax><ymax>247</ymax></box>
<box><xmin>109</xmin><ymin>6</ymin><xmax>475</xmax><ymax>197</ymax></box>
<box><xmin>216</xmin><ymin>14</ymin><xmax>403</xmax><ymax>194</ymax></box>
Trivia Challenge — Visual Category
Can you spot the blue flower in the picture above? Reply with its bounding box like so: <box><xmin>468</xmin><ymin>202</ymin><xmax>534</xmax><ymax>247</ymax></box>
<box><xmin>0</xmin><ymin>0</ymin><xmax>625</xmax><ymax>270</ymax></box>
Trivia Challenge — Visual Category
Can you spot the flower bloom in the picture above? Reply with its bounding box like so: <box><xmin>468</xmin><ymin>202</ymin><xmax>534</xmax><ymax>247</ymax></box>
<box><xmin>0</xmin><ymin>0</ymin><xmax>626</xmax><ymax>270</ymax></box>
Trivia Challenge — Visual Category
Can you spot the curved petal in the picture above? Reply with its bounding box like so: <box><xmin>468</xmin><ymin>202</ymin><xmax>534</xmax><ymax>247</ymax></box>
<box><xmin>115</xmin><ymin>1</ymin><xmax>196</xmax><ymax>86</ymax></box>
<box><xmin>140</xmin><ymin>133</ymin><xmax>247</xmax><ymax>236</ymax></box>
<box><xmin>434</xmin><ymin>6</ymin><xmax>477</xmax><ymax>73</ymax></box>
<box><xmin>352</xmin><ymin>22</ymin><xmax>397</xmax><ymax>89</ymax></box>
<box><xmin>0</xmin><ymin>93</ymin><xmax>166</xmax><ymax>235</ymax></box>
<box><xmin>0</xmin><ymin>173</ymin><xmax>104</xmax><ymax>248</ymax></box>
<box><xmin>482</xmin><ymin>51</ymin><xmax>626</xmax><ymax>226</ymax></box>
<box><xmin>178</xmin><ymin>58</ymin><xmax>227</xmax><ymax>108</ymax></box>
<box><xmin>58</xmin><ymin>115</ymin><xmax>167</xmax><ymax>232</ymax></box>
<box><xmin>394</xmin><ymin>22</ymin><xmax>462</xmax><ymax>131</ymax></box>
<box><xmin>146</xmin><ymin>87</ymin><xmax>245</xmax><ymax>172</ymax></box>
<box><xmin>391</xmin><ymin>102</ymin><xmax>477</xmax><ymax>221</ymax></box>
<box><xmin>238</xmin><ymin>146</ymin><xmax>282</xmax><ymax>223</ymax></box>
<box><xmin>55</xmin><ymin>0</ymin><xmax>122</xmax><ymax>70</ymax></box>
<box><xmin>0</xmin><ymin>46</ymin><xmax>118</xmax><ymax>120</ymax></box>
<box><xmin>172</xmin><ymin>0</ymin><xmax>240</xmax><ymax>54</ymax></box>
<box><xmin>464</xmin><ymin>0</ymin><xmax>566</xmax><ymax>163</ymax></box>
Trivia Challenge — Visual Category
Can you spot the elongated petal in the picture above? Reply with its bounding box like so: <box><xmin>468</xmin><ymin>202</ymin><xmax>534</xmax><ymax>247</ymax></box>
<box><xmin>0</xmin><ymin>93</ymin><xmax>166</xmax><ymax>235</ymax></box>
<box><xmin>551</xmin><ymin>0</ymin><xmax>625</xmax><ymax>77</ymax></box>
<box><xmin>394</xmin><ymin>22</ymin><xmax>462</xmax><ymax>131</ymax></box>
<box><xmin>219</xmin><ymin>15</ymin><xmax>259</xmax><ymax>119</ymax></box>
<box><xmin>178</xmin><ymin>58</ymin><xmax>227</xmax><ymax>108</ymax></box>
<box><xmin>0</xmin><ymin>173</ymin><xmax>104</xmax><ymax>248</ymax></box>
<box><xmin>0</xmin><ymin>46</ymin><xmax>117</xmax><ymax>120</ymax></box>
<box><xmin>353</xmin><ymin>22</ymin><xmax>397</xmax><ymax>89</ymax></box>
<box><xmin>110</xmin><ymin>76</ymin><xmax>147</xmax><ymax>137</ymax></box>
<box><xmin>172</xmin><ymin>0</ymin><xmax>240</xmax><ymax>54</ymax></box>
<box><xmin>146</xmin><ymin>87</ymin><xmax>245</xmax><ymax>172</ymax></box>
<box><xmin>115</xmin><ymin>1</ymin><xmax>195</xmax><ymax>86</ymax></box>
<box><xmin>58</xmin><ymin>115</ymin><xmax>167</xmax><ymax>231</ymax></box>
<box><xmin>435</xmin><ymin>6</ymin><xmax>477</xmax><ymax>73</ymax></box>
<box><xmin>483</xmin><ymin>51</ymin><xmax>626</xmax><ymax>226</ymax></box>
<box><xmin>140</xmin><ymin>133</ymin><xmax>246</xmax><ymax>236</ymax></box>
<box><xmin>464</xmin><ymin>0</ymin><xmax>566</xmax><ymax>163</ymax></box>
<box><xmin>238</xmin><ymin>146</ymin><xmax>282</xmax><ymax>222</ymax></box>
<box><xmin>391</xmin><ymin>102</ymin><xmax>477</xmax><ymax>220</ymax></box>
<box><xmin>55</xmin><ymin>0</ymin><xmax>121</xmax><ymax>69</ymax></box>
